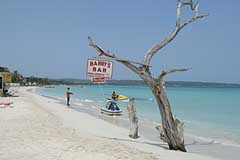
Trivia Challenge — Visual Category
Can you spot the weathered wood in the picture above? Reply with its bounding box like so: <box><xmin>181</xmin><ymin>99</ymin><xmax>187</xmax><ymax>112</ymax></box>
<box><xmin>88</xmin><ymin>36</ymin><xmax>141</xmax><ymax>75</ymax></box>
<box><xmin>88</xmin><ymin>0</ymin><xmax>208</xmax><ymax>152</ymax></box>
<box><xmin>90</xmin><ymin>55</ymin><xmax>152</xmax><ymax>67</ymax></box>
<box><xmin>158</xmin><ymin>68</ymin><xmax>192</xmax><ymax>83</ymax></box>
<box><xmin>156</xmin><ymin>125</ymin><xmax>167</xmax><ymax>143</ymax></box>
<box><xmin>152</xmin><ymin>78</ymin><xmax>186</xmax><ymax>151</ymax></box>
<box><xmin>0</xmin><ymin>90</ymin><xmax>3</xmax><ymax>97</ymax></box>
<box><xmin>127</xmin><ymin>98</ymin><xmax>139</xmax><ymax>139</ymax></box>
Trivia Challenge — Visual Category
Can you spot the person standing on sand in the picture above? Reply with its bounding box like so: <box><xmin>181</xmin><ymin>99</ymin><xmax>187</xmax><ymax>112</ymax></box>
<box><xmin>66</xmin><ymin>88</ymin><xmax>73</xmax><ymax>106</ymax></box>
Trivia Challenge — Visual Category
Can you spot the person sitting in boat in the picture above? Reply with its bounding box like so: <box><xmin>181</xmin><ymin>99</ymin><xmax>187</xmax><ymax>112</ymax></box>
<box><xmin>111</xmin><ymin>91</ymin><xmax>119</xmax><ymax>100</ymax></box>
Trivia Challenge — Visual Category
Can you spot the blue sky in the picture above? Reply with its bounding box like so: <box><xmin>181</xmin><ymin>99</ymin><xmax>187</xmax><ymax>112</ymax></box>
<box><xmin>0</xmin><ymin>0</ymin><xmax>239</xmax><ymax>83</ymax></box>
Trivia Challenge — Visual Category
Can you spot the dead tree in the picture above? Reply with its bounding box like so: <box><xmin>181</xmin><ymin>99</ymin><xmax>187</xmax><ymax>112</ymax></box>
<box><xmin>88</xmin><ymin>0</ymin><xmax>208</xmax><ymax>152</ymax></box>
<box><xmin>127</xmin><ymin>98</ymin><xmax>139</xmax><ymax>139</ymax></box>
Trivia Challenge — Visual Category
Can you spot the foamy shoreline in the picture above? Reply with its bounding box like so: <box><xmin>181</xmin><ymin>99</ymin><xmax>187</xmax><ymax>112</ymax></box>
<box><xmin>0</xmin><ymin>86</ymin><xmax>221</xmax><ymax>160</ymax></box>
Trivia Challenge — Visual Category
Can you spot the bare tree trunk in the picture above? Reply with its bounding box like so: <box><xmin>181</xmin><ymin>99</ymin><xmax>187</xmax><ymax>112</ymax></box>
<box><xmin>152</xmin><ymin>82</ymin><xmax>186</xmax><ymax>151</ymax></box>
<box><xmin>144</xmin><ymin>76</ymin><xmax>186</xmax><ymax>151</ymax></box>
<box><xmin>127</xmin><ymin>98</ymin><xmax>139</xmax><ymax>139</ymax></box>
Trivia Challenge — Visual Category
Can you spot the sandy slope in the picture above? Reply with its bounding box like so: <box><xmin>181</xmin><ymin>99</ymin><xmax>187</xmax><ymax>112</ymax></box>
<box><xmin>0</xmin><ymin>87</ymin><xmax>219</xmax><ymax>160</ymax></box>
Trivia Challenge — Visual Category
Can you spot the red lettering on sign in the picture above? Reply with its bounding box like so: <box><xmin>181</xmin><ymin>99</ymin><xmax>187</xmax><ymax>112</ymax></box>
<box><xmin>97</xmin><ymin>68</ymin><xmax>102</xmax><ymax>72</ymax></box>
<box><xmin>87</xmin><ymin>59</ymin><xmax>113</xmax><ymax>79</ymax></box>
<box><xmin>92</xmin><ymin>77</ymin><xmax>105</xmax><ymax>83</ymax></box>
<box><xmin>107</xmin><ymin>63</ymin><xmax>111</xmax><ymax>68</ymax></box>
<box><xmin>103</xmin><ymin>68</ymin><xmax>106</xmax><ymax>73</ymax></box>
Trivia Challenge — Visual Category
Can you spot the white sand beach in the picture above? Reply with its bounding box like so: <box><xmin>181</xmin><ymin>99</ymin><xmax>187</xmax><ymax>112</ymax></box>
<box><xmin>0</xmin><ymin>87</ymin><xmax>220</xmax><ymax>160</ymax></box>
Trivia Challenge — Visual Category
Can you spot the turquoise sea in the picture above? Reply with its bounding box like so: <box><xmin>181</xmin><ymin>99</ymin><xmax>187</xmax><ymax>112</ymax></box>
<box><xmin>38</xmin><ymin>84</ymin><xmax>240</xmax><ymax>148</ymax></box>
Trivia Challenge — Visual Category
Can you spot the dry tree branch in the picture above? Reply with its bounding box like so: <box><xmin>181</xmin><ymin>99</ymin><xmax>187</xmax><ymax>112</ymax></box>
<box><xmin>88</xmin><ymin>36</ymin><xmax>141</xmax><ymax>74</ymax></box>
<box><xmin>179</xmin><ymin>13</ymin><xmax>208</xmax><ymax>29</ymax></box>
<box><xmin>88</xmin><ymin>36</ymin><xmax>110</xmax><ymax>57</ymax></box>
<box><xmin>143</xmin><ymin>0</ymin><xmax>208</xmax><ymax>66</ymax></box>
<box><xmin>158</xmin><ymin>68</ymin><xmax>192</xmax><ymax>81</ymax></box>
<box><xmin>88</xmin><ymin>37</ymin><xmax>150</xmax><ymax>66</ymax></box>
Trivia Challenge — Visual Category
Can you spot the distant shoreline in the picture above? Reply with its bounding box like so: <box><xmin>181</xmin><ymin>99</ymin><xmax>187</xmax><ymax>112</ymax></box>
<box><xmin>48</xmin><ymin>79</ymin><xmax>240</xmax><ymax>88</ymax></box>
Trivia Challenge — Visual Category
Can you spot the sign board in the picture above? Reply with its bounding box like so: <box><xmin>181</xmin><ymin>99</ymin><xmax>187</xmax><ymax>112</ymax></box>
<box><xmin>0</xmin><ymin>76</ymin><xmax>2</xmax><ymax>90</ymax></box>
<box><xmin>87</xmin><ymin>59</ymin><xmax>113</xmax><ymax>78</ymax></box>
<box><xmin>1</xmin><ymin>72</ymin><xmax>12</xmax><ymax>82</ymax></box>
<box><xmin>91</xmin><ymin>77</ymin><xmax>105</xmax><ymax>83</ymax></box>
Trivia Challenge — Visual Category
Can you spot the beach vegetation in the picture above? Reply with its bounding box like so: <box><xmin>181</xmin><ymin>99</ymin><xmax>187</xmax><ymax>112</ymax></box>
<box><xmin>11</xmin><ymin>70</ymin><xmax>24</xmax><ymax>83</ymax></box>
<box><xmin>0</xmin><ymin>66</ymin><xmax>10</xmax><ymax>72</ymax></box>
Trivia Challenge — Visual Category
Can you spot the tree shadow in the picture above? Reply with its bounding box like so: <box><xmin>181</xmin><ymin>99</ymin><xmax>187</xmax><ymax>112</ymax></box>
<box><xmin>98</xmin><ymin>136</ymin><xmax>170</xmax><ymax>150</ymax></box>
<box><xmin>99</xmin><ymin>136</ymin><xmax>218</xmax><ymax>151</ymax></box>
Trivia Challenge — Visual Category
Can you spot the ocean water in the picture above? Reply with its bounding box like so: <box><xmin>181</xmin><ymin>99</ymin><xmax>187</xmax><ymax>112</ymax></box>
<box><xmin>38</xmin><ymin>85</ymin><xmax>240</xmax><ymax>147</ymax></box>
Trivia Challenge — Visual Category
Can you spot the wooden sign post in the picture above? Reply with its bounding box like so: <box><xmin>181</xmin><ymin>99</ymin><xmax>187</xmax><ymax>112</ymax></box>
<box><xmin>0</xmin><ymin>76</ymin><xmax>3</xmax><ymax>97</ymax></box>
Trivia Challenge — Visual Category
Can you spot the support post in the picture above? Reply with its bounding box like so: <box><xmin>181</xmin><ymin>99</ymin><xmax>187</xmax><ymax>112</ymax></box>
<box><xmin>127</xmin><ymin>98</ymin><xmax>139</xmax><ymax>139</ymax></box>
<box><xmin>0</xmin><ymin>76</ymin><xmax>3</xmax><ymax>97</ymax></box>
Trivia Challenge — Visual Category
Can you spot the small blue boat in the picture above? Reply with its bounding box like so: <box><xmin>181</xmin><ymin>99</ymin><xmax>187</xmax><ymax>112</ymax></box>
<box><xmin>100</xmin><ymin>101</ymin><xmax>122</xmax><ymax>116</ymax></box>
